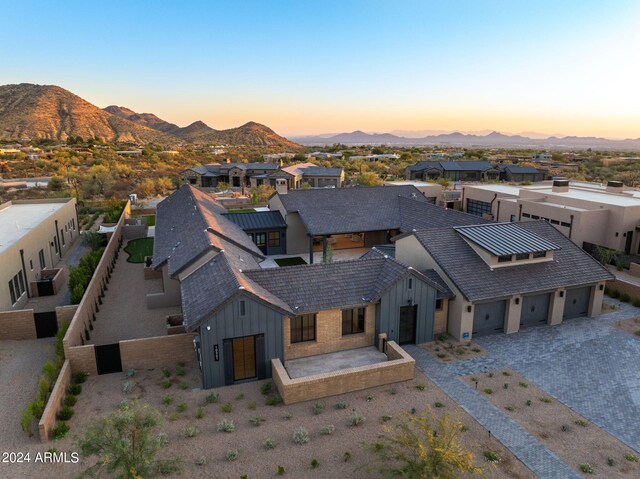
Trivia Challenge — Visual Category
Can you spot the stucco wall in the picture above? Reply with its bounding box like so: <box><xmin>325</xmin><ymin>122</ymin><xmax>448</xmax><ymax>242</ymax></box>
<box><xmin>120</xmin><ymin>333</ymin><xmax>196</xmax><ymax>370</ymax></box>
<box><xmin>38</xmin><ymin>360</ymin><xmax>71</xmax><ymax>442</ymax></box>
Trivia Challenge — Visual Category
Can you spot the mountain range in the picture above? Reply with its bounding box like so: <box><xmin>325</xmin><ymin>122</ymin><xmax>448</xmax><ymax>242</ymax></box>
<box><xmin>0</xmin><ymin>83</ymin><xmax>300</xmax><ymax>148</ymax></box>
<box><xmin>291</xmin><ymin>130</ymin><xmax>640</xmax><ymax>151</ymax></box>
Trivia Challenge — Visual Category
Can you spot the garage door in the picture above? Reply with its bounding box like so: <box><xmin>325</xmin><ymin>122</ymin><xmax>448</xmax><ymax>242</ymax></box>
<box><xmin>520</xmin><ymin>293</ymin><xmax>551</xmax><ymax>328</ymax></box>
<box><xmin>563</xmin><ymin>287</ymin><xmax>591</xmax><ymax>320</ymax></box>
<box><xmin>473</xmin><ymin>300</ymin><xmax>506</xmax><ymax>336</ymax></box>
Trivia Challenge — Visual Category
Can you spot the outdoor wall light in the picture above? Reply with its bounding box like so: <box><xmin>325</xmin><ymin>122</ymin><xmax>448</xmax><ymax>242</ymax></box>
<box><xmin>206</xmin><ymin>326</ymin><xmax>211</xmax><ymax>331</ymax></box>
<box><xmin>559</xmin><ymin>291</ymin><xmax>565</xmax><ymax>298</ymax></box>
<box><xmin>599</xmin><ymin>284</ymin><xmax>604</xmax><ymax>290</ymax></box>
<box><xmin>467</xmin><ymin>305</ymin><xmax>472</xmax><ymax>313</ymax></box>
<box><xmin>515</xmin><ymin>298</ymin><xmax>520</xmax><ymax>305</ymax></box>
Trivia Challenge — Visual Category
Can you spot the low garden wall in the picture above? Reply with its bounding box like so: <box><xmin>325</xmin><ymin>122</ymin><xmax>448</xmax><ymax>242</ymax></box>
<box><xmin>63</xmin><ymin>200</ymin><xmax>130</xmax><ymax>373</ymax></box>
<box><xmin>607</xmin><ymin>279</ymin><xmax>640</xmax><ymax>302</ymax></box>
<box><xmin>119</xmin><ymin>333</ymin><xmax>196</xmax><ymax>371</ymax></box>
<box><xmin>272</xmin><ymin>341</ymin><xmax>415</xmax><ymax>404</ymax></box>
<box><xmin>55</xmin><ymin>305</ymin><xmax>78</xmax><ymax>325</ymax></box>
<box><xmin>66</xmin><ymin>344</ymin><xmax>97</xmax><ymax>375</ymax></box>
<box><xmin>0</xmin><ymin>309</ymin><xmax>36</xmax><ymax>340</ymax></box>
<box><xmin>38</xmin><ymin>360</ymin><xmax>71</xmax><ymax>442</ymax></box>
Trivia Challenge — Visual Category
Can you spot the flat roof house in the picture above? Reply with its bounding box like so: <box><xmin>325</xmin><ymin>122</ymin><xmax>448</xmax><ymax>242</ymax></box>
<box><xmin>462</xmin><ymin>179</ymin><xmax>640</xmax><ymax>254</ymax></box>
<box><xmin>406</xmin><ymin>161</ymin><xmax>502</xmax><ymax>182</ymax></box>
<box><xmin>151</xmin><ymin>185</ymin><xmax>449</xmax><ymax>396</ymax></box>
<box><xmin>395</xmin><ymin>221</ymin><xmax>613</xmax><ymax>341</ymax></box>
<box><xmin>0</xmin><ymin>198</ymin><xmax>77</xmax><ymax>312</ymax></box>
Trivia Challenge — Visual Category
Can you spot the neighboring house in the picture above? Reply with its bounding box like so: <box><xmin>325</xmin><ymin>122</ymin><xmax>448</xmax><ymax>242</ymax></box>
<box><xmin>223</xmin><ymin>211</ymin><xmax>287</xmax><ymax>255</ymax></box>
<box><xmin>394</xmin><ymin>221</ymin><xmax>613</xmax><ymax>341</ymax></box>
<box><xmin>383</xmin><ymin>180</ymin><xmax>442</xmax><ymax>204</ymax></box>
<box><xmin>497</xmin><ymin>164</ymin><xmax>547</xmax><ymax>183</ymax></box>
<box><xmin>405</xmin><ymin>161</ymin><xmax>501</xmax><ymax>182</ymax></box>
<box><xmin>263</xmin><ymin>153</ymin><xmax>294</xmax><ymax>164</ymax></box>
<box><xmin>461</xmin><ymin>179</ymin><xmax>640</xmax><ymax>254</ymax></box>
<box><xmin>308</xmin><ymin>152</ymin><xmax>344</xmax><ymax>160</ymax></box>
<box><xmin>179</xmin><ymin>162</ymin><xmax>343</xmax><ymax>190</ymax></box>
<box><xmin>531</xmin><ymin>153</ymin><xmax>552</xmax><ymax>162</ymax></box>
<box><xmin>0</xmin><ymin>198</ymin><xmax>78</xmax><ymax>311</ymax></box>
<box><xmin>268</xmin><ymin>185</ymin><xmax>486</xmax><ymax>262</ymax></box>
<box><xmin>350</xmin><ymin>154</ymin><xmax>400</xmax><ymax>162</ymax></box>
<box><xmin>150</xmin><ymin>185</ymin><xmax>449</xmax><ymax>389</ymax></box>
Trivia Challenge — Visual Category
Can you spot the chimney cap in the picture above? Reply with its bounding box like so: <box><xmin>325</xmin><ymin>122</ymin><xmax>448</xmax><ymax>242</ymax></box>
<box><xmin>553</xmin><ymin>179</ymin><xmax>569</xmax><ymax>187</ymax></box>
<box><xmin>607</xmin><ymin>180</ymin><xmax>623</xmax><ymax>188</ymax></box>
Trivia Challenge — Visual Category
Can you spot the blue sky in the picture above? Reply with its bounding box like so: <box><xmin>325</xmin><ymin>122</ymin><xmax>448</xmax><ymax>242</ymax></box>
<box><xmin>1</xmin><ymin>0</ymin><xmax>639</xmax><ymax>137</ymax></box>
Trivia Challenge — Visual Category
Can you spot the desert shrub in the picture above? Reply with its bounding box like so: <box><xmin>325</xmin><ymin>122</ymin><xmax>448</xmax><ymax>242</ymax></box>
<box><xmin>526</xmin><ymin>400</ymin><xmax>532</xmax><ymax>406</ymax></box>
<box><xmin>57</xmin><ymin>406</ymin><xmax>74</xmax><ymax>421</ymax></box>
<box><xmin>434</xmin><ymin>402</ymin><xmax>444</xmax><ymax>408</ymax></box>
<box><xmin>179</xmin><ymin>382</ymin><xmax>188</xmax><ymax>390</ymax></box>
<box><xmin>319</xmin><ymin>424</ymin><xmax>335</xmax><ymax>435</ymax></box>
<box><xmin>382</xmin><ymin>415</ymin><xmax>393</xmax><ymax>422</ymax></box>
<box><xmin>579</xmin><ymin>464</ymin><xmax>593</xmax><ymax>474</ymax></box>
<box><xmin>175</xmin><ymin>365</ymin><xmax>186</xmax><ymax>377</ymax></box>
<box><xmin>122</xmin><ymin>381</ymin><xmax>134</xmax><ymax>394</ymax></box>
<box><xmin>43</xmin><ymin>361</ymin><xmax>58</xmax><ymax>383</ymax></box>
<box><xmin>260</xmin><ymin>382</ymin><xmax>273</xmax><ymax>395</ymax></box>
<box><xmin>118</xmin><ymin>400</ymin><xmax>129</xmax><ymax>411</ymax></box>
<box><xmin>503</xmin><ymin>383</ymin><xmax>509</xmax><ymax>390</ymax></box>
<box><xmin>247</xmin><ymin>400</ymin><xmax>256</xmax><ymax>410</ymax></box>
<box><xmin>161</xmin><ymin>379</ymin><xmax>171</xmax><ymax>389</ymax></box>
<box><xmin>217</xmin><ymin>419</ymin><xmax>235</xmax><ymax>432</ymax></box>
<box><xmin>221</xmin><ymin>402</ymin><xmax>233</xmax><ymax>413</ymax></box>
<box><xmin>250</xmin><ymin>416</ymin><xmax>265</xmax><ymax>427</ymax></box>
<box><xmin>311</xmin><ymin>458</ymin><xmax>319</xmax><ymax>469</ymax></box>
<box><xmin>195</xmin><ymin>456</ymin><xmax>206</xmax><ymax>466</ymax></box>
<box><xmin>610</xmin><ymin>289</ymin><xmax>621</xmax><ymax>299</ymax></box>
<box><xmin>264</xmin><ymin>438</ymin><xmax>276</xmax><ymax>449</ymax></box>
<box><xmin>334</xmin><ymin>401</ymin><xmax>348</xmax><ymax>410</ymax></box>
<box><xmin>195</xmin><ymin>407</ymin><xmax>204</xmax><ymax>419</ymax></box>
<box><xmin>437</xmin><ymin>332</ymin><xmax>448</xmax><ymax>342</ymax></box>
<box><xmin>390</xmin><ymin>387</ymin><xmax>397</xmax><ymax>395</ymax></box>
<box><xmin>161</xmin><ymin>368</ymin><xmax>171</xmax><ymax>378</ymax></box>
<box><xmin>539</xmin><ymin>396</ymin><xmax>552</xmax><ymax>403</ymax></box>
<box><xmin>205</xmin><ymin>392</ymin><xmax>219</xmax><ymax>404</ymax></box>
<box><xmin>184</xmin><ymin>425</ymin><xmax>199</xmax><ymax>438</ymax></box>
<box><xmin>519</xmin><ymin>381</ymin><xmax>528</xmax><ymax>388</ymax></box>
<box><xmin>484</xmin><ymin>388</ymin><xmax>494</xmax><ymax>395</ymax></box>
<box><xmin>235</xmin><ymin>392</ymin><xmax>244</xmax><ymax>400</ymax></box>
<box><xmin>73</xmin><ymin>372</ymin><xmax>89</xmax><ymax>383</ymax></box>
<box><xmin>366</xmin><ymin>394</ymin><xmax>374</xmax><ymax>402</ymax></box>
<box><xmin>574</xmin><ymin>419</ymin><xmax>588</xmax><ymax>427</ymax></box>
<box><xmin>68</xmin><ymin>383</ymin><xmax>82</xmax><ymax>395</ymax></box>
<box><xmin>620</xmin><ymin>293</ymin><xmax>631</xmax><ymax>303</ymax></box>
<box><xmin>162</xmin><ymin>395</ymin><xmax>173</xmax><ymax>405</ymax></box>
<box><xmin>293</xmin><ymin>427</ymin><xmax>310</xmax><ymax>445</ymax></box>
<box><xmin>624</xmin><ymin>453</ymin><xmax>638</xmax><ymax>462</ymax></box>
<box><xmin>484</xmin><ymin>450</ymin><xmax>500</xmax><ymax>463</ymax></box>
<box><xmin>226</xmin><ymin>449</ymin><xmax>238</xmax><ymax>461</ymax></box>
<box><xmin>52</xmin><ymin>422</ymin><xmax>70</xmax><ymax>439</ymax></box>
<box><xmin>505</xmin><ymin>406</ymin><xmax>515</xmax><ymax>412</ymax></box>
<box><xmin>416</xmin><ymin>384</ymin><xmax>426</xmax><ymax>391</ymax></box>
<box><xmin>124</xmin><ymin>368</ymin><xmax>136</xmax><ymax>378</ymax></box>
<box><xmin>633</xmin><ymin>299</ymin><xmax>640</xmax><ymax>308</ymax></box>
<box><xmin>349</xmin><ymin>413</ymin><xmax>365</xmax><ymax>427</ymax></box>
<box><xmin>277</xmin><ymin>465</ymin><xmax>286</xmax><ymax>475</ymax></box>
<box><xmin>561</xmin><ymin>424</ymin><xmax>570</xmax><ymax>432</ymax></box>
<box><xmin>266</xmin><ymin>395</ymin><xmax>282</xmax><ymax>406</ymax></box>
<box><xmin>20</xmin><ymin>408</ymin><xmax>33</xmax><ymax>434</ymax></box>
<box><xmin>176</xmin><ymin>402</ymin><xmax>187</xmax><ymax>413</ymax></box>
<box><xmin>502</xmin><ymin>371</ymin><xmax>511</xmax><ymax>376</ymax></box>
<box><xmin>313</xmin><ymin>402</ymin><xmax>325</xmax><ymax>415</ymax></box>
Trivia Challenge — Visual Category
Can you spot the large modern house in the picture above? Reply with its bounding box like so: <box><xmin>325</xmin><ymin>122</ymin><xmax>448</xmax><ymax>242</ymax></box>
<box><xmin>179</xmin><ymin>162</ymin><xmax>344</xmax><ymax>190</ymax></box>
<box><xmin>405</xmin><ymin>160</ymin><xmax>545</xmax><ymax>183</ymax></box>
<box><xmin>150</xmin><ymin>184</ymin><xmax>612</xmax><ymax>394</ymax></box>
<box><xmin>0</xmin><ymin>198</ymin><xmax>77</xmax><ymax>311</ymax></box>
<box><xmin>461</xmin><ymin>179</ymin><xmax>640</xmax><ymax>254</ymax></box>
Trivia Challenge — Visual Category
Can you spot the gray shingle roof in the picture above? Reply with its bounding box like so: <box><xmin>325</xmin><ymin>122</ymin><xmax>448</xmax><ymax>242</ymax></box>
<box><xmin>277</xmin><ymin>185</ymin><xmax>430</xmax><ymax>236</ymax></box>
<box><xmin>152</xmin><ymin>185</ymin><xmax>264</xmax><ymax>277</ymax></box>
<box><xmin>454</xmin><ymin>223</ymin><xmax>560</xmax><ymax>256</ymax></box>
<box><xmin>421</xmin><ymin>270</ymin><xmax>455</xmax><ymax>299</ymax></box>
<box><xmin>411</xmin><ymin>220</ymin><xmax>614</xmax><ymax>302</ymax></box>
<box><xmin>398</xmin><ymin>196</ymin><xmax>491</xmax><ymax>231</ymax></box>
<box><xmin>221</xmin><ymin>163</ymin><xmax>280</xmax><ymax>171</ymax></box>
<box><xmin>408</xmin><ymin>161</ymin><xmax>495</xmax><ymax>172</ymax></box>
<box><xmin>180</xmin><ymin>253</ymin><xmax>292</xmax><ymax>331</ymax></box>
<box><xmin>223</xmin><ymin>211</ymin><xmax>287</xmax><ymax>231</ymax></box>
<box><xmin>243</xmin><ymin>255</ymin><xmax>435</xmax><ymax>314</ymax></box>
<box><xmin>499</xmin><ymin>164</ymin><xmax>541</xmax><ymax>174</ymax></box>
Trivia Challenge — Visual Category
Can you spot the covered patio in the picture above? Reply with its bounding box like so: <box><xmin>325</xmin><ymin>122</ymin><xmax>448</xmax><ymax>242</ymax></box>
<box><xmin>285</xmin><ymin>346</ymin><xmax>387</xmax><ymax>379</ymax></box>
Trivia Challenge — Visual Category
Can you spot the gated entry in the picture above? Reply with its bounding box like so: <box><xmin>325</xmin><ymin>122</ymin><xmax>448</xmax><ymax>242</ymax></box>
<box><xmin>34</xmin><ymin>311</ymin><xmax>58</xmax><ymax>338</ymax></box>
<box><xmin>95</xmin><ymin>343</ymin><xmax>123</xmax><ymax>375</ymax></box>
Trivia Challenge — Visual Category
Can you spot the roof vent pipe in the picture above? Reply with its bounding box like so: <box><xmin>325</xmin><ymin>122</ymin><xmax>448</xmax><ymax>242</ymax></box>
<box><xmin>606</xmin><ymin>180</ymin><xmax>624</xmax><ymax>193</ymax></box>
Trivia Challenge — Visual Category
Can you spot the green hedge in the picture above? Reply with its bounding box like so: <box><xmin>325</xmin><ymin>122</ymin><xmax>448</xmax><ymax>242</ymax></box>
<box><xmin>68</xmin><ymin>248</ymin><xmax>105</xmax><ymax>304</ymax></box>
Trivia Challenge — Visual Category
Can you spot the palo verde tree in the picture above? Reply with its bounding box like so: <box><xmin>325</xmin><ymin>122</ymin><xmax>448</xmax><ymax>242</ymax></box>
<box><xmin>360</xmin><ymin>408</ymin><xmax>482</xmax><ymax>479</ymax></box>
<box><xmin>76</xmin><ymin>403</ymin><xmax>180</xmax><ymax>478</ymax></box>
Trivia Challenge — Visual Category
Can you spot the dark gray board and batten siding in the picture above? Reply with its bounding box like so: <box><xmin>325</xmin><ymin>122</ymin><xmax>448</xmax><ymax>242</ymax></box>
<box><xmin>377</xmin><ymin>276</ymin><xmax>438</xmax><ymax>344</ymax></box>
<box><xmin>198</xmin><ymin>295</ymin><xmax>284</xmax><ymax>389</ymax></box>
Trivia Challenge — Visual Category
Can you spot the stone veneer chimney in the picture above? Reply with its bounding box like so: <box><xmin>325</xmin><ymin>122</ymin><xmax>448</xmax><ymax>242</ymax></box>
<box><xmin>276</xmin><ymin>178</ymin><xmax>288</xmax><ymax>195</ymax></box>
<box><xmin>551</xmin><ymin>178</ymin><xmax>569</xmax><ymax>193</ymax></box>
<box><xmin>606</xmin><ymin>180</ymin><xmax>624</xmax><ymax>193</ymax></box>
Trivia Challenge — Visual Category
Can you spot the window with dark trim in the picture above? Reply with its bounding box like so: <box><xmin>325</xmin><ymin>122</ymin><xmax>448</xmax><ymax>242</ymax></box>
<box><xmin>342</xmin><ymin>307</ymin><xmax>365</xmax><ymax>335</ymax></box>
<box><xmin>408</xmin><ymin>278</ymin><xmax>413</xmax><ymax>290</ymax></box>
<box><xmin>466</xmin><ymin>199</ymin><xmax>492</xmax><ymax>217</ymax></box>
<box><xmin>29</xmin><ymin>259</ymin><xmax>33</xmax><ymax>270</ymax></box>
<box><xmin>532</xmin><ymin>251</ymin><xmax>546</xmax><ymax>258</ymax></box>
<box><xmin>522</xmin><ymin>212</ymin><xmax>531</xmax><ymax>218</ymax></box>
<box><xmin>268</xmin><ymin>231</ymin><xmax>280</xmax><ymax>247</ymax></box>
<box><xmin>515</xmin><ymin>253</ymin><xmax>530</xmax><ymax>261</ymax></box>
<box><xmin>39</xmin><ymin>249</ymin><xmax>46</xmax><ymax>269</ymax></box>
<box><xmin>291</xmin><ymin>314</ymin><xmax>316</xmax><ymax>343</ymax></box>
<box><xmin>497</xmin><ymin>255</ymin><xmax>512</xmax><ymax>263</ymax></box>
<box><xmin>435</xmin><ymin>299</ymin><xmax>443</xmax><ymax>310</ymax></box>
<box><xmin>8</xmin><ymin>272</ymin><xmax>25</xmax><ymax>305</ymax></box>
<box><xmin>239</xmin><ymin>300</ymin><xmax>246</xmax><ymax>316</ymax></box>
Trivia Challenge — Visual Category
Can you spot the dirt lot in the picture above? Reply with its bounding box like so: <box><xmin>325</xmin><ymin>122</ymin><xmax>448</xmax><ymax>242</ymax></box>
<box><xmin>422</xmin><ymin>337</ymin><xmax>485</xmax><ymax>362</ymax></box>
<box><xmin>465</xmin><ymin>368</ymin><xmax>640</xmax><ymax>478</ymax></box>
<box><xmin>5</xmin><ymin>363</ymin><xmax>536</xmax><ymax>479</ymax></box>
<box><xmin>612</xmin><ymin>316</ymin><xmax>640</xmax><ymax>338</ymax></box>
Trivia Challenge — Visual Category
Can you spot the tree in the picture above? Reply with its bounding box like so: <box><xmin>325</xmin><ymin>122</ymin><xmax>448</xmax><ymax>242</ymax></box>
<box><xmin>155</xmin><ymin>177</ymin><xmax>172</xmax><ymax>195</ymax></box>
<box><xmin>356</xmin><ymin>172</ymin><xmax>382</xmax><ymax>186</ymax></box>
<box><xmin>76</xmin><ymin>403</ymin><xmax>180</xmax><ymax>478</ymax></box>
<box><xmin>435</xmin><ymin>177</ymin><xmax>452</xmax><ymax>189</ymax></box>
<box><xmin>361</xmin><ymin>408</ymin><xmax>482</xmax><ymax>479</ymax></box>
<box><xmin>372</xmin><ymin>147</ymin><xmax>385</xmax><ymax>155</ymax></box>
<box><xmin>138</xmin><ymin>178</ymin><xmax>156</xmax><ymax>198</ymax></box>
<box><xmin>255</xmin><ymin>184</ymin><xmax>275</xmax><ymax>203</ymax></box>
<box><xmin>48</xmin><ymin>176</ymin><xmax>65</xmax><ymax>191</ymax></box>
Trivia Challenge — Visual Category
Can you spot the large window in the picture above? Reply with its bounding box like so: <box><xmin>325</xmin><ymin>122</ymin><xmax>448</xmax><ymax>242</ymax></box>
<box><xmin>466</xmin><ymin>199</ymin><xmax>492</xmax><ymax>217</ymax></box>
<box><xmin>8</xmin><ymin>272</ymin><xmax>25</xmax><ymax>305</ymax></box>
<box><xmin>342</xmin><ymin>307</ymin><xmax>365</xmax><ymax>335</ymax></box>
<box><xmin>39</xmin><ymin>249</ymin><xmax>46</xmax><ymax>269</ymax></box>
<box><xmin>291</xmin><ymin>314</ymin><xmax>316</xmax><ymax>343</ymax></box>
<box><xmin>268</xmin><ymin>231</ymin><xmax>280</xmax><ymax>248</ymax></box>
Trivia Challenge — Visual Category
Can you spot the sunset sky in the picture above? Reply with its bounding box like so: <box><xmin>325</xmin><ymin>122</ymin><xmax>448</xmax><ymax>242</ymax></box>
<box><xmin>2</xmin><ymin>0</ymin><xmax>639</xmax><ymax>138</ymax></box>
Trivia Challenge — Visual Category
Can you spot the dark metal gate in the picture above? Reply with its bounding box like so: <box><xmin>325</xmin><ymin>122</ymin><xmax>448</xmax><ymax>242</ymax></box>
<box><xmin>95</xmin><ymin>343</ymin><xmax>123</xmax><ymax>375</ymax></box>
<box><xmin>34</xmin><ymin>311</ymin><xmax>58</xmax><ymax>338</ymax></box>
<box><xmin>36</xmin><ymin>280</ymin><xmax>54</xmax><ymax>296</ymax></box>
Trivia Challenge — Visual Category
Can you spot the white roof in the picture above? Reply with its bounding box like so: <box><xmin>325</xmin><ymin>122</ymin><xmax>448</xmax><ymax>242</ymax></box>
<box><xmin>534</xmin><ymin>188</ymin><xmax>640</xmax><ymax>207</ymax></box>
<box><xmin>465</xmin><ymin>184</ymin><xmax>523</xmax><ymax>195</ymax></box>
<box><xmin>0</xmin><ymin>203</ymin><xmax>65</xmax><ymax>255</ymax></box>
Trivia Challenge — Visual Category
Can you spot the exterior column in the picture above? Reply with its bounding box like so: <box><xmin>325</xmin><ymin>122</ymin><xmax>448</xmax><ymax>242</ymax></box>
<box><xmin>322</xmin><ymin>236</ymin><xmax>328</xmax><ymax>263</ymax></box>
<box><xmin>588</xmin><ymin>283</ymin><xmax>604</xmax><ymax>317</ymax></box>
<box><xmin>504</xmin><ymin>295</ymin><xmax>521</xmax><ymax>334</ymax></box>
<box><xmin>309</xmin><ymin>236</ymin><xmax>314</xmax><ymax>264</ymax></box>
<box><xmin>548</xmin><ymin>288</ymin><xmax>566</xmax><ymax>325</ymax></box>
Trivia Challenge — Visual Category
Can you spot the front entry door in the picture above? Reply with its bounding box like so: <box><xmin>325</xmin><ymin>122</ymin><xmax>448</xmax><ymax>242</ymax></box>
<box><xmin>232</xmin><ymin>335</ymin><xmax>256</xmax><ymax>381</ymax></box>
<box><xmin>399</xmin><ymin>305</ymin><xmax>417</xmax><ymax>345</ymax></box>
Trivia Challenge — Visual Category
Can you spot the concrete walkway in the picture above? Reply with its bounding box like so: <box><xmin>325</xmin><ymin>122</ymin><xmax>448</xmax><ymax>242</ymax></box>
<box><xmin>405</xmin><ymin>345</ymin><xmax>581</xmax><ymax>479</ymax></box>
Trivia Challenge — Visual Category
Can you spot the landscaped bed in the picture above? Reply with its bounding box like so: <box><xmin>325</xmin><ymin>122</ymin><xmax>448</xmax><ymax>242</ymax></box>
<box><xmin>41</xmin><ymin>362</ymin><xmax>534</xmax><ymax>479</ymax></box>
<box><xmin>465</xmin><ymin>368</ymin><xmax>640</xmax><ymax>478</ymax></box>
<box><xmin>124</xmin><ymin>238</ymin><xmax>155</xmax><ymax>263</ymax></box>
<box><xmin>422</xmin><ymin>334</ymin><xmax>485</xmax><ymax>362</ymax></box>
<box><xmin>274</xmin><ymin>257</ymin><xmax>307</xmax><ymax>267</ymax></box>
<box><xmin>612</xmin><ymin>316</ymin><xmax>640</xmax><ymax>338</ymax></box>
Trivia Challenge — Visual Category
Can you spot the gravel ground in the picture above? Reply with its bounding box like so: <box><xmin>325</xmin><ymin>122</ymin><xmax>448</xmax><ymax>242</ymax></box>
<box><xmin>465</xmin><ymin>368</ymin><xmax>640</xmax><ymax>478</ymax></box>
<box><xmin>422</xmin><ymin>337</ymin><xmax>486</xmax><ymax>362</ymax></box>
<box><xmin>8</xmin><ymin>362</ymin><xmax>536</xmax><ymax>479</ymax></box>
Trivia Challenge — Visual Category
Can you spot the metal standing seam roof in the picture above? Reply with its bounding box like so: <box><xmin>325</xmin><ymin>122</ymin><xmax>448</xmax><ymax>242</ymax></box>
<box><xmin>454</xmin><ymin>222</ymin><xmax>560</xmax><ymax>256</ymax></box>
<box><xmin>223</xmin><ymin>211</ymin><xmax>287</xmax><ymax>230</ymax></box>
<box><xmin>300</xmin><ymin>167</ymin><xmax>343</xmax><ymax>177</ymax></box>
